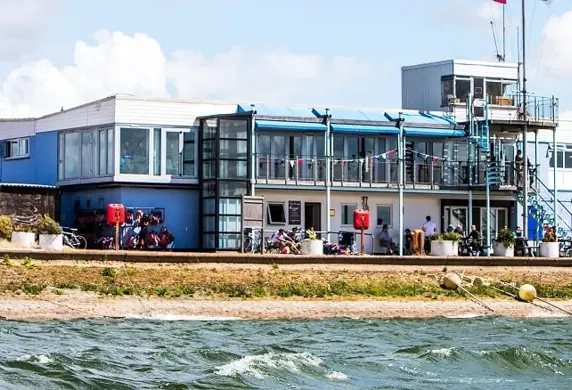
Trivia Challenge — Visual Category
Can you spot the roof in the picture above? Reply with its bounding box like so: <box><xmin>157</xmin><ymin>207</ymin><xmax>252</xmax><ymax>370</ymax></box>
<box><xmin>0</xmin><ymin>182</ymin><xmax>57</xmax><ymax>189</ymax></box>
<box><xmin>401</xmin><ymin>58</ymin><xmax>518</xmax><ymax>71</ymax></box>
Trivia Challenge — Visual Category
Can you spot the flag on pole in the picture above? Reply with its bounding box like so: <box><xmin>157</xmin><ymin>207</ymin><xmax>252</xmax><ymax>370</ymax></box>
<box><xmin>493</xmin><ymin>0</ymin><xmax>506</xmax><ymax>4</ymax></box>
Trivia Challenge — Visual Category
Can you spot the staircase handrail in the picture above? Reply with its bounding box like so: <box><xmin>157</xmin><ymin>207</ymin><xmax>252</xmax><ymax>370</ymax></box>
<box><xmin>532</xmin><ymin>169</ymin><xmax>572</xmax><ymax>219</ymax></box>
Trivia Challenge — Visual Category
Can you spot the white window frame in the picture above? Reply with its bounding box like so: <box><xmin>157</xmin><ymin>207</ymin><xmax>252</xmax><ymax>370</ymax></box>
<box><xmin>376</xmin><ymin>204</ymin><xmax>393</xmax><ymax>227</ymax></box>
<box><xmin>162</xmin><ymin>128</ymin><xmax>191</xmax><ymax>177</ymax></box>
<box><xmin>267</xmin><ymin>202</ymin><xmax>286</xmax><ymax>225</ymax></box>
<box><xmin>341</xmin><ymin>203</ymin><xmax>357</xmax><ymax>226</ymax></box>
<box><xmin>4</xmin><ymin>137</ymin><xmax>30</xmax><ymax>160</ymax></box>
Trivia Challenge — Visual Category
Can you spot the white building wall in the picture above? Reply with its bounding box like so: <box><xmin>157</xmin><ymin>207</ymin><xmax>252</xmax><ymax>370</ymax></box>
<box><xmin>114</xmin><ymin>96</ymin><xmax>237</xmax><ymax>126</ymax></box>
<box><xmin>453</xmin><ymin>60</ymin><xmax>518</xmax><ymax>80</ymax></box>
<box><xmin>0</xmin><ymin>119</ymin><xmax>35</xmax><ymax>140</ymax></box>
<box><xmin>401</xmin><ymin>60</ymin><xmax>453</xmax><ymax>112</ymax></box>
<box><xmin>35</xmin><ymin>96</ymin><xmax>115</xmax><ymax>133</ymax></box>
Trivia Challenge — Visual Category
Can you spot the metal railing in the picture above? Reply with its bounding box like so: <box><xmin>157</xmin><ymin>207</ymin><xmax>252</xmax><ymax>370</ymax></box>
<box><xmin>508</xmin><ymin>93</ymin><xmax>559</xmax><ymax>122</ymax></box>
<box><xmin>255</xmin><ymin>155</ymin><xmax>519</xmax><ymax>188</ymax></box>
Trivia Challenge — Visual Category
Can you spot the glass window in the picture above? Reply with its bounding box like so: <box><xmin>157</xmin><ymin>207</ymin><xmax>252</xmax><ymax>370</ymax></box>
<box><xmin>120</xmin><ymin>128</ymin><xmax>149</xmax><ymax>174</ymax></box>
<box><xmin>219</xmin><ymin>119</ymin><xmax>248</xmax><ymax>139</ymax></box>
<box><xmin>441</xmin><ymin>77</ymin><xmax>454</xmax><ymax>106</ymax></box>
<box><xmin>153</xmin><ymin>128</ymin><xmax>161</xmax><ymax>175</ymax></box>
<box><xmin>203</xmin><ymin>198</ymin><xmax>215</xmax><ymax>214</ymax></box>
<box><xmin>271</xmin><ymin>135</ymin><xmax>286</xmax><ymax>157</ymax></box>
<box><xmin>183</xmin><ymin>129</ymin><xmax>196</xmax><ymax>177</ymax></box>
<box><xmin>220</xmin><ymin>140</ymin><xmax>248</xmax><ymax>159</ymax></box>
<box><xmin>203</xmin><ymin>234</ymin><xmax>215</xmax><ymax>249</ymax></box>
<box><xmin>64</xmin><ymin>132</ymin><xmax>80</xmax><ymax>179</ymax></box>
<box><xmin>315</xmin><ymin>134</ymin><xmax>325</xmax><ymax>158</ymax></box>
<box><xmin>550</xmin><ymin>150</ymin><xmax>564</xmax><ymax>169</ymax></box>
<box><xmin>202</xmin><ymin>181</ymin><xmax>216</xmax><ymax>197</ymax></box>
<box><xmin>219</xmin><ymin>160</ymin><xmax>247</xmax><ymax>179</ymax></box>
<box><xmin>341</xmin><ymin>204</ymin><xmax>356</xmax><ymax>225</ymax></box>
<box><xmin>166</xmin><ymin>132</ymin><xmax>180</xmax><ymax>175</ymax></box>
<box><xmin>203</xmin><ymin>161</ymin><xmax>216</xmax><ymax>179</ymax></box>
<box><xmin>267</xmin><ymin>203</ymin><xmax>286</xmax><ymax>224</ymax></box>
<box><xmin>486</xmin><ymin>80</ymin><xmax>505</xmax><ymax>103</ymax></box>
<box><xmin>81</xmin><ymin>131</ymin><xmax>92</xmax><ymax>177</ymax></box>
<box><xmin>203</xmin><ymin>216</ymin><xmax>215</xmax><ymax>232</ymax></box>
<box><xmin>58</xmin><ymin>133</ymin><xmax>64</xmax><ymax>180</ymax></box>
<box><xmin>4</xmin><ymin>138</ymin><xmax>30</xmax><ymax>159</ymax></box>
<box><xmin>455</xmin><ymin>78</ymin><xmax>471</xmax><ymax>102</ymax></box>
<box><xmin>219</xmin><ymin>233</ymin><xmax>241</xmax><ymax>249</ymax></box>
<box><xmin>219</xmin><ymin>216</ymin><xmax>241</xmax><ymax>232</ymax></box>
<box><xmin>376</xmin><ymin>205</ymin><xmax>392</xmax><ymax>227</ymax></box>
<box><xmin>107</xmin><ymin>129</ymin><xmax>114</xmax><ymax>175</ymax></box>
<box><xmin>99</xmin><ymin>129</ymin><xmax>108</xmax><ymax>176</ymax></box>
<box><xmin>220</xmin><ymin>182</ymin><xmax>247</xmax><ymax>197</ymax></box>
<box><xmin>333</xmin><ymin>136</ymin><xmax>344</xmax><ymax>158</ymax></box>
<box><xmin>258</xmin><ymin>135</ymin><xmax>271</xmax><ymax>156</ymax></box>
<box><xmin>219</xmin><ymin>198</ymin><xmax>241</xmax><ymax>215</ymax></box>
<box><xmin>202</xmin><ymin>140</ymin><xmax>215</xmax><ymax>160</ymax></box>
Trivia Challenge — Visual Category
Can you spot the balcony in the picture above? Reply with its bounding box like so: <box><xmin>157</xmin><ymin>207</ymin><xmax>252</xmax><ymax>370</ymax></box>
<box><xmin>254</xmin><ymin>155</ymin><xmax>520</xmax><ymax>190</ymax></box>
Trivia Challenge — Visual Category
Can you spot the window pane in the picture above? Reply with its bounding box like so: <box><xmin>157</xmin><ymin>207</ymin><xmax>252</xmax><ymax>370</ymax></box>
<box><xmin>107</xmin><ymin>129</ymin><xmax>114</xmax><ymax>175</ymax></box>
<box><xmin>219</xmin><ymin>119</ymin><xmax>248</xmax><ymax>139</ymax></box>
<box><xmin>267</xmin><ymin>203</ymin><xmax>286</xmax><ymax>224</ymax></box>
<box><xmin>219</xmin><ymin>216</ymin><xmax>241</xmax><ymax>232</ymax></box>
<box><xmin>220</xmin><ymin>182</ymin><xmax>247</xmax><ymax>197</ymax></box>
<box><xmin>565</xmin><ymin>151</ymin><xmax>572</xmax><ymax>169</ymax></box>
<box><xmin>64</xmin><ymin>132</ymin><xmax>80</xmax><ymax>179</ymax></box>
<box><xmin>271</xmin><ymin>136</ymin><xmax>286</xmax><ymax>156</ymax></box>
<box><xmin>99</xmin><ymin>130</ymin><xmax>107</xmax><ymax>176</ymax></box>
<box><xmin>58</xmin><ymin>133</ymin><xmax>64</xmax><ymax>180</ymax></box>
<box><xmin>258</xmin><ymin>135</ymin><xmax>271</xmax><ymax>156</ymax></box>
<box><xmin>341</xmin><ymin>204</ymin><xmax>356</xmax><ymax>225</ymax></box>
<box><xmin>203</xmin><ymin>234</ymin><xmax>215</xmax><ymax>249</ymax></box>
<box><xmin>120</xmin><ymin>128</ymin><xmax>149</xmax><ymax>174</ymax></box>
<box><xmin>202</xmin><ymin>122</ymin><xmax>217</xmax><ymax>139</ymax></box>
<box><xmin>333</xmin><ymin>136</ymin><xmax>344</xmax><ymax>158</ymax></box>
<box><xmin>166</xmin><ymin>132</ymin><xmax>180</xmax><ymax>175</ymax></box>
<box><xmin>220</xmin><ymin>140</ymin><xmax>248</xmax><ymax>159</ymax></box>
<box><xmin>81</xmin><ymin>131</ymin><xmax>92</xmax><ymax>177</ymax></box>
<box><xmin>183</xmin><ymin>162</ymin><xmax>195</xmax><ymax>177</ymax></box>
<box><xmin>376</xmin><ymin>205</ymin><xmax>392</xmax><ymax>226</ymax></box>
<box><xmin>153</xmin><ymin>128</ymin><xmax>161</xmax><ymax>175</ymax></box>
<box><xmin>183</xmin><ymin>137</ymin><xmax>195</xmax><ymax>177</ymax></box>
<box><xmin>219</xmin><ymin>198</ymin><xmax>241</xmax><ymax>214</ymax></box>
<box><xmin>203</xmin><ymin>198</ymin><xmax>215</xmax><ymax>214</ymax></box>
<box><xmin>203</xmin><ymin>160</ymin><xmax>216</xmax><ymax>179</ymax></box>
<box><xmin>441</xmin><ymin>78</ymin><xmax>453</xmax><ymax>106</ymax></box>
<box><xmin>219</xmin><ymin>233</ymin><xmax>241</xmax><ymax>249</ymax></box>
<box><xmin>456</xmin><ymin>79</ymin><xmax>471</xmax><ymax>102</ymax></box>
<box><xmin>202</xmin><ymin>181</ymin><xmax>216</xmax><ymax>197</ymax></box>
<box><xmin>202</xmin><ymin>140</ymin><xmax>215</xmax><ymax>159</ymax></box>
<box><xmin>219</xmin><ymin>160</ymin><xmax>247</xmax><ymax>179</ymax></box>
<box><xmin>203</xmin><ymin>216</ymin><xmax>215</xmax><ymax>232</ymax></box>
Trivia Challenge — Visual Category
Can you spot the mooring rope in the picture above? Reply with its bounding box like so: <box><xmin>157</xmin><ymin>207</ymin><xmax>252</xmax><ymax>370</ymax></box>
<box><xmin>120</xmin><ymin>260</ymin><xmax>153</xmax><ymax>318</ymax></box>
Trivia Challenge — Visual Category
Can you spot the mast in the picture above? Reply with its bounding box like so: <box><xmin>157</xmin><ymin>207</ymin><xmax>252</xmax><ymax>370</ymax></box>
<box><xmin>521</xmin><ymin>0</ymin><xmax>529</xmax><ymax>238</ymax></box>
<box><xmin>502</xmin><ymin>3</ymin><xmax>506</xmax><ymax>61</ymax></box>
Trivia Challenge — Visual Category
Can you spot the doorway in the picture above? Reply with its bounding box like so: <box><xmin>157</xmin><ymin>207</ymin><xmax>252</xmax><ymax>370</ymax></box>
<box><xmin>304</xmin><ymin>202</ymin><xmax>322</xmax><ymax>233</ymax></box>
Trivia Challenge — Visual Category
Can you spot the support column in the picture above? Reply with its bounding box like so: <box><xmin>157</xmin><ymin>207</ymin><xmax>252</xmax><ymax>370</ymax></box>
<box><xmin>398</xmin><ymin>113</ymin><xmax>405</xmax><ymax>256</ymax></box>
<box><xmin>553</xmin><ymin>127</ymin><xmax>558</xmax><ymax>230</ymax></box>
<box><xmin>534</xmin><ymin>130</ymin><xmax>539</xmax><ymax>241</ymax></box>
<box><xmin>250</xmin><ymin>104</ymin><xmax>256</xmax><ymax>196</ymax></box>
<box><xmin>325</xmin><ymin>108</ymin><xmax>331</xmax><ymax>240</ymax></box>
<box><xmin>521</xmin><ymin>0</ymin><xmax>529</xmax><ymax>237</ymax></box>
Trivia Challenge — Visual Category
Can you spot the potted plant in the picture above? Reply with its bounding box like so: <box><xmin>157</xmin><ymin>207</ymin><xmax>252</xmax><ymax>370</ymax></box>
<box><xmin>300</xmin><ymin>227</ymin><xmax>323</xmax><ymax>255</ymax></box>
<box><xmin>11</xmin><ymin>223</ymin><xmax>36</xmax><ymax>248</ymax></box>
<box><xmin>37</xmin><ymin>214</ymin><xmax>63</xmax><ymax>251</ymax></box>
<box><xmin>539</xmin><ymin>228</ymin><xmax>559</xmax><ymax>258</ymax></box>
<box><xmin>494</xmin><ymin>227</ymin><xmax>515</xmax><ymax>257</ymax></box>
<box><xmin>0</xmin><ymin>215</ymin><xmax>13</xmax><ymax>242</ymax></box>
<box><xmin>430</xmin><ymin>232</ymin><xmax>462</xmax><ymax>257</ymax></box>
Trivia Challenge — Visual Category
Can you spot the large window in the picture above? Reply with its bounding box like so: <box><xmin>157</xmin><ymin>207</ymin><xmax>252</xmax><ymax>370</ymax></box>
<box><xmin>98</xmin><ymin>129</ymin><xmax>113</xmax><ymax>176</ymax></box>
<box><xmin>441</xmin><ymin>77</ymin><xmax>454</xmax><ymax>106</ymax></box>
<box><xmin>58</xmin><ymin>128</ymin><xmax>113</xmax><ymax>180</ymax></box>
<box><xmin>455</xmin><ymin>78</ymin><xmax>471</xmax><ymax>102</ymax></box>
<box><xmin>4</xmin><ymin>138</ymin><xmax>29</xmax><ymax>159</ymax></box>
<box><xmin>341</xmin><ymin>204</ymin><xmax>356</xmax><ymax>226</ymax></box>
<box><xmin>376</xmin><ymin>205</ymin><xmax>392</xmax><ymax>227</ymax></box>
<box><xmin>267</xmin><ymin>202</ymin><xmax>286</xmax><ymax>224</ymax></box>
<box><xmin>120</xmin><ymin>128</ymin><xmax>149</xmax><ymax>174</ymax></box>
<box><xmin>64</xmin><ymin>132</ymin><xmax>81</xmax><ymax>179</ymax></box>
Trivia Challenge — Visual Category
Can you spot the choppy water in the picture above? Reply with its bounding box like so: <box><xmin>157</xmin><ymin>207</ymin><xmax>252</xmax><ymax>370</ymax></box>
<box><xmin>1</xmin><ymin>316</ymin><xmax>571</xmax><ymax>389</ymax></box>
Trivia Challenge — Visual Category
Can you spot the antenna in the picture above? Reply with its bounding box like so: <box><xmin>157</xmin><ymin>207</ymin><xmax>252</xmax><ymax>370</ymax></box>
<box><xmin>490</xmin><ymin>20</ymin><xmax>504</xmax><ymax>62</ymax></box>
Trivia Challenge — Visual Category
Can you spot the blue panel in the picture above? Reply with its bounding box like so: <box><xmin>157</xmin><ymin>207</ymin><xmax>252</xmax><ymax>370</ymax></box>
<box><xmin>404</xmin><ymin>127</ymin><xmax>466</xmax><ymax>138</ymax></box>
<box><xmin>240</xmin><ymin>103</ymin><xmax>314</xmax><ymax>118</ymax></box>
<box><xmin>331</xmin><ymin>124</ymin><xmax>398</xmax><ymax>134</ymax></box>
<box><xmin>256</xmin><ymin>119</ymin><xmax>326</xmax><ymax>132</ymax></box>
<box><xmin>0</xmin><ymin>132</ymin><xmax>58</xmax><ymax>185</ymax></box>
<box><xmin>59</xmin><ymin>188</ymin><xmax>122</xmax><ymax>228</ymax></box>
<box><xmin>313</xmin><ymin>107</ymin><xmax>389</xmax><ymax>122</ymax></box>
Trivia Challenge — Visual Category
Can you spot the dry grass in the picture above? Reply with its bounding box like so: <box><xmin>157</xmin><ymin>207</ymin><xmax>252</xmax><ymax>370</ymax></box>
<box><xmin>0</xmin><ymin>239</ymin><xmax>39</xmax><ymax>249</ymax></box>
<box><xmin>2</xmin><ymin>257</ymin><xmax>572</xmax><ymax>299</ymax></box>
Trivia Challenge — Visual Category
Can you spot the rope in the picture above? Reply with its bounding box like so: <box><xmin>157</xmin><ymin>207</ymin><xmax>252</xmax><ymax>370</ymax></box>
<box><xmin>120</xmin><ymin>260</ymin><xmax>153</xmax><ymax>317</ymax></box>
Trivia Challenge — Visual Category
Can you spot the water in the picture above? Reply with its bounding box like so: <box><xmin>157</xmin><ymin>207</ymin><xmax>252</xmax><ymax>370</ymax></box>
<box><xmin>1</xmin><ymin>316</ymin><xmax>572</xmax><ymax>389</ymax></box>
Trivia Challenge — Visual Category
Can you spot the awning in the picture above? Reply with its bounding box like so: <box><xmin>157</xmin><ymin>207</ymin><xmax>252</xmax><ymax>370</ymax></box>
<box><xmin>255</xmin><ymin>119</ymin><xmax>326</xmax><ymax>132</ymax></box>
<box><xmin>331</xmin><ymin>124</ymin><xmax>398</xmax><ymax>134</ymax></box>
<box><xmin>404</xmin><ymin>127</ymin><xmax>466</xmax><ymax>138</ymax></box>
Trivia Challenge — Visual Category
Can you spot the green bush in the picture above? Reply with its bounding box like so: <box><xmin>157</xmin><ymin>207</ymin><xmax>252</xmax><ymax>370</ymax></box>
<box><xmin>0</xmin><ymin>215</ymin><xmax>13</xmax><ymax>239</ymax></box>
<box><xmin>13</xmin><ymin>224</ymin><xmax>34</xmax><ymax>233</ymax></box>
<box><xmin>496</xmin><ymin>227</ymin><xmax>516</xmax><ymax>248</ymax></box>
<box><xmin>430</xmin><ymin>232</ymin><xmax>463</xmax><ymax>242</ymax></box>
<box><xmin>37</xmin><ymin>214</ymin><xmax>62</xmax><ymax>235</ymax></box>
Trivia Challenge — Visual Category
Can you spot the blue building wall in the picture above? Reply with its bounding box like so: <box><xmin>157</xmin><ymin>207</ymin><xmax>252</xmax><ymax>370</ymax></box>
<box><xmin>0</xmin><ymin>133</ymin><xmax>58</xmax><ymax>185</ymax></box>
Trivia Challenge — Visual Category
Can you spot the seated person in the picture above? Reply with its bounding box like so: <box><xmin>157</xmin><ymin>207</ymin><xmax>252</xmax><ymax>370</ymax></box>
<box><xmin>288</xmin><ymin>227</ymin><xmax>303</xmax><ymax>244</ymax></box>
<box><xmin>272</xmin><ymin>229</ymin><xmax>300</xmax><ymax>254</ymax></box>
<box><xmin>379</xmin><ymin>224</ymin><xmax>396</xmax><ymax>254</ymax></box>
<box><xmin>454</xmin><ymin>225</ymin><xmax>464</xmax><ymax>236</ymax></box>
<box><xmin>404</xmin><ymin>229</ymin><xmax>414</xmax><ymax>255</ymax></box>
<box><xmin>514</xmin><ymin>226</ymin><xmax>532</xmax><ymax>256</ymax></box>
<box><xmin>446</xmin><ymin>224</ymin><xmax>454</xmax><ymax>233</ymax></box>
<box><xmin>465</xmin><ymin>225</ymin><xmax>481</xmax><ymax>254</ymax></box>
<box><xmin>543</xmin><ymin>226</ymin><xmax>556</xmax><ymax>242</ymax></box>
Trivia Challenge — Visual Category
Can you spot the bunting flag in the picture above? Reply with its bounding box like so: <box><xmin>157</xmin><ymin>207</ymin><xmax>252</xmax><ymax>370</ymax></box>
<box><xmin>493</xmin><ymin>0</ymin><xmax>506</xmax><ymax>4</ymax></box>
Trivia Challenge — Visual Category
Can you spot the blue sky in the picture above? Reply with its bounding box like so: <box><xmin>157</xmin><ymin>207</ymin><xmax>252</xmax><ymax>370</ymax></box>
<box><xmin>0</xmin><ymin>0</ymin><xmax>571</xmax><ymax>117</ymax></box>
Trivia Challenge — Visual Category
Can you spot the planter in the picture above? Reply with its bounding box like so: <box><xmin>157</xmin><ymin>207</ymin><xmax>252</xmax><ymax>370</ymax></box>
<box><xmin>300</xmin><ymin>239</ymin><xmax>323</xmax><ymax>256</ymax></box>
<box><xmin>430</xmin><ymin>240</ymin><xmax>458</xmax><ymax>257</ymax></box>
<box><xmin>11</xmin><ymin>232</ymin><xmax>36</xmax><ymax>248</ymax></box>
<box><xmin>39</xmin><ymin>234</ymin><xmax>63</xmax><ymax>251</ymax></box>
<box><xmin>494</xmin><ymin>242</ymin><xmax>514</xmax><ymax>257</ymax></box>
<box><xmin>539</xmin><ymin>241</ymin><xmax>559</xmax><ymax>258</ymax></box>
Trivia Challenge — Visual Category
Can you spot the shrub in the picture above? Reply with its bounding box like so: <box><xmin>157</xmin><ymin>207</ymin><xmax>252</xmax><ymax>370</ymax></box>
<box><xmin>37</xmin><ymin>214</ymin><xmax>62</xmax><ymax>235</ymax></box>
<box><xmin>496</xmin><ymin>227</ymin><xmax>516</xmax><ymax>248</ymax></box>
<box><xmin>430</xmin><ymin>232</ymin><xmax>463</xmax><ymax>242</ymax></box>
<box><xmin>0</xmin><ymin>215</ymin><xmax>13</xmax><ymax>239</ymax></box>
<box><xmin>13</xmin><ymin>224</ymin><xmax>34</xmax><ymax>233</ymax></box>
<box><xmin>305</xmin><ymin>227</ymin><xmax>319</xmax><ymax>240</ymax></box>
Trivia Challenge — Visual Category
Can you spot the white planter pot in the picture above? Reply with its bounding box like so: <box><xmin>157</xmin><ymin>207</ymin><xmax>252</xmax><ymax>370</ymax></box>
<box><xmin>539</xmin><ymin>241</ymin><xmax>559</xmax><ymax>258</ymax></box>
<box><xmin>39</xmin><ymin>234</ymin><xmax>63</xmax><ymax>251</ymax></box>
<box><xmin>430</xmin><ymin>240</ymin><xmax>458</xmax><ymax>257</ymax></box>
<box><xmin>10</xmin><ymin>232</ymin><xmax>36</xmax><ymax>248</ymax></box>
<box><xmin>494</xmin><ymin>242</ymin><xmax>514</xmax><ymax>257</ymax></box>
<box><xmin>300</xmin><ymin>239</ymin><xmax>323</xmax><ymax>255</ymax></box>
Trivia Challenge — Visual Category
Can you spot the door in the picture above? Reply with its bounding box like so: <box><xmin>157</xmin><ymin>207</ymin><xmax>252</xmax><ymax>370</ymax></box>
<box><xmin>304</xmin><ymin>202</ymin><xmax>322</xmax><ymax>233</ymax></box>
<box><xmin>480</xmin><ymin>207</ymin><xmax>508</xmax><ymax>240</ymax></box>
<box><xmin>444</xmin><ymin>206</ymin><xmax>468</xmax><ymax>232</ymax></box>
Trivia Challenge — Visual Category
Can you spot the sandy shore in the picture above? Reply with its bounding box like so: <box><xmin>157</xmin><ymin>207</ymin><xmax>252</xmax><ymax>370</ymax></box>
<box><xmin>1</xmin><ymin>290</ymin><xmax>571</xmax><ymax>321</ymax></box>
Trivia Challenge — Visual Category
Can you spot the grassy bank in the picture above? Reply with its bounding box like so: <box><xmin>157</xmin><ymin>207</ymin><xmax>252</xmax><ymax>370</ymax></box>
<box><xmin>3</xmin><ymin>257</ymin><xmax>572</xmax><ymax>299</ymax></box>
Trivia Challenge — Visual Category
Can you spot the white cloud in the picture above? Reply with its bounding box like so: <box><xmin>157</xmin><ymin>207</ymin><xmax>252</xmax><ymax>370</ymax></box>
<box><xmin>0</xmin><ymin>30</ymin><xmax>371</xmax><ymax>118</ymax></box>
<box><xmin>539</xmin><ymin>10</ymin><xmax>572</xmax><ymax>80</ymax></box>
<box><xmin>0</xmin><ymin>0</ymin><xmax>59</xmax><ymax>60</ymax></box>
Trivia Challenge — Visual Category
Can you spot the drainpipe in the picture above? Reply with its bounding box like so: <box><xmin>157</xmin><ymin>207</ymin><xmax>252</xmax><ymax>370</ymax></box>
<box><xmin>553</xmin><ymin>125</ymin><xmax>558</xmax><ymax>231</ymax></box>
<box><xmin>467</xmin><ymin>93</ymin><xmax>473</xmax><ymax>230</ymax></box>
<box><xmin>250</xmin><ymin>104</ymin><xmax>256</xmax><ymax>196</ymax></box>
<box><xmin>534</xmin><ymin>130</ymin><xmax>539</xmax><ymax>241</ymax></box>
<box><xmin>325</xmin><ymin>108</ymin><xmax>331</xmax><ymax>239</ymax></box>
<box><xmin>398</xmin><ymin>112</ymin><xmax>404</xmax><ymax>256</ymax></box>
<box><xmin>485</xmin><ymin>99</ymin><xmax>491</xmax><ymax>257</ymax></box>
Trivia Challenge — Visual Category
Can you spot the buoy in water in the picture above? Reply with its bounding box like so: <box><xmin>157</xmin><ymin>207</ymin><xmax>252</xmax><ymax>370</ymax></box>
<box><xmin>518</xmin><ymin>284</ymin><xmax>537</xmax><ymax>302</ymax></box>
<box><xmin>442</xmin><ymin>273</ymin><xmax>462</xmax><ymax>290</ymax></box>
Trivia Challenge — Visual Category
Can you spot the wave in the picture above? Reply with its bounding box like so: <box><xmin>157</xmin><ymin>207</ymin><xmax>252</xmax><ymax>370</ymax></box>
<box><xmin>16</xmin><ymin>354</ymin><xmax>54</xmax><ymax>364</ymax></box>
<box><xmin>120</xmin><ymin>314</ymin><xmax>242</xmax><ymax>321</ymax></box>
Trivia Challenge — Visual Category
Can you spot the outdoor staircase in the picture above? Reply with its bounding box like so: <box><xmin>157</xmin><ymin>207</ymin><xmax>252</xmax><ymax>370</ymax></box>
<box><xmin>470</xmin><ymin>120</ymin><xmax>502</xmax><ymax>186</ymax></box>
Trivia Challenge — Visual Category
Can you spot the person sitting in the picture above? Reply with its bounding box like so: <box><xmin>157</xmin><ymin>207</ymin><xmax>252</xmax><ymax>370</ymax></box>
<box><xmin>454</xmin><ymin>225</ymin><xmax>464</xmax><ymax>236</ymax></box>
<box><xmin>404</xmin><ymin>229</ymin><xmax>414</xmax><ymax>255</ymax></box>
<box><xmin>272</xmin><ymin>228</ymin><xmax>299</xmax><ymax>254</ymax></box>
<box><xmin>464</xmin><ymin>225</ymin><xmax>481</xmax><ymax>255</ymax></box>
<box><xmin>514</xmin><ymin>226</ymin><xmax>532</xmax><ymax>256</ymax></box>
<box><xmin>446</xmin><ymin>224</ymin><xmax>454</xmax><ymax>233</ymax></box>
<box><xmin>379</xmin><ymin>224</ymin><xmax>396</xmax><ymax>254</ymax></box>
<box><xmin>288</xmin><ymin>227</ymin><xmax>303</xmax><ymax>244</ymax></box>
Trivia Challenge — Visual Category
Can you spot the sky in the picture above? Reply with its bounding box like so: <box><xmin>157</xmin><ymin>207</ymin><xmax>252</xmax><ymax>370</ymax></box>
<box><xmin>0</xmin><ymin>0</ymin><xmax>571</xmax><ymax>118</ymax></box>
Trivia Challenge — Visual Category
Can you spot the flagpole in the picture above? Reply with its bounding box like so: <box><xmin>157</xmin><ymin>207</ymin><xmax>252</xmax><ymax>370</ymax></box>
<box><xmin>521</xmin><ymin>0</ymin><xmax>529</xmax><ymax>238</ymax></box>
<box><xmin>502</xmin><ymin>3</ymin><xmax>506</xmax><ymax>61</ymax></box>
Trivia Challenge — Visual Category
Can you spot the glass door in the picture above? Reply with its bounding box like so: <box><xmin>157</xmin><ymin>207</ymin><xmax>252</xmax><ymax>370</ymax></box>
<box><xmin>480</xmin><ymin>207</ymin><xmax>508</xmax><ymax>241</ymax></box>
<box><xmin>444</xmin><ymin>206</ymin><xmax>468</xmax><ymax>232</ymax></box>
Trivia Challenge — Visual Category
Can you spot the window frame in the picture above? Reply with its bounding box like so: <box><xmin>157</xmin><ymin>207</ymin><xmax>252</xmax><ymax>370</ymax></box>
<box><xmin>376</xmin><ymin>204</ymin><xmax>393</xmax><ymax>227</ymax></box>
<box><xmin>341</xmin><ymin>203</ymin><xmax>357</xmax><ymax>226</ymax></box>
<box><xmin>4</xmin><ymin>137</ymin><xmax>30</xmax><ymax>160</ymax></box>
<box><xmin>267</xmin><ymin>202</ymin><xmax>287</xmax><ymax>225</ymax></box>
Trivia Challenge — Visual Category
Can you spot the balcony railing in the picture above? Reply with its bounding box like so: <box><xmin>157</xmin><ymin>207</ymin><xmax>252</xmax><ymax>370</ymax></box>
<box><xmin>255</xmin><ymin>155</ymin><xmax>521</xmax><ymax>189</ymax></box>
